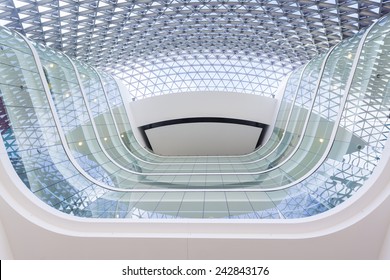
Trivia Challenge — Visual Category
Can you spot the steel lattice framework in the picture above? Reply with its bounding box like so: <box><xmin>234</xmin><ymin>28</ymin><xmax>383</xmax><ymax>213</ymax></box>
<box><xmin>1</xmin><ymin>0</ymin><xmax>390</xmax><ymax>99</ymax></box>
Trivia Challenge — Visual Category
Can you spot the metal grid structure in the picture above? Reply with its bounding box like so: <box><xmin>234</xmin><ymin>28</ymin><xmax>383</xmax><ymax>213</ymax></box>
<box><xmin>1</xmin><ymin>0</ymin><xmax>390</xmax><ymax>99</ymax></box>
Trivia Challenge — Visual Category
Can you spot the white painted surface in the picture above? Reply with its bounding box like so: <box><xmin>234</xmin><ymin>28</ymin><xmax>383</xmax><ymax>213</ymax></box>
<box><xmin>0</xmin><ymin>217</ymin><xmax>13</xmax><ymax>259</ymax></box>
<box><xmin>379</xmin><ymin>221</ymin><xmax>390</xmax><ymax>259</ymax></box>
<box><xmin>115</xmin><ymin>77</ymin><xmax>147</xmax><ymax>147</ymax></box>
<box><xmin>146</xmin><ymin>123</ymin><xmax>262</xmax><ymax>156</ymax></box>
<box><xmin>129</xmin><ymin>92</ymin><xmax>277</xmax><ymax>126</ymax></box>
<box><xmin>264</xmin><ymin>72</ymin><xmax>289</xmax><ymax>144</ymax></box>
<box><xmin>128</xmin><ymin>92</ymin><xmax>278</xmax><ymax>155</ymax></box>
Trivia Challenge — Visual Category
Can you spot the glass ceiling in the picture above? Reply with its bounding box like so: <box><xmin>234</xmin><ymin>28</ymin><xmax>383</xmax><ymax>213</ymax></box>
<box><xmin>1</xmin><ymin>0</ymin><xmax>390</xmax><ymax>99</ymax></box>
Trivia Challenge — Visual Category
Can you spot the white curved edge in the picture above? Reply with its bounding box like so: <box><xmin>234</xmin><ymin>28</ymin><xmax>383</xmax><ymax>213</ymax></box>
<box><xmin>15</xmin><ymin>31</ymin><xmax>142</xmax><ymax>191</ymax></box>
<box><xmin>1</xmin><ymin>129</ymin><xmax>390</xmax><ymax>259</ymax></box>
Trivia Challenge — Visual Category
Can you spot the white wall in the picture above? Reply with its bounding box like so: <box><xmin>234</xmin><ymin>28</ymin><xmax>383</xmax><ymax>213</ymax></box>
<box><xmin>129</xmin><ymin>92</ymin><xmax>277</xmax><ymax>155</ymax></box>
<box><xmin>379</xmin><ymin>219</ymin><xmax>390</xmax><ymax>259</ymax></box>
<box><xmin>0</xmin><ymin>136</ymin><xmax>14</xmax><ymax>259</ymax></box>
<box><xmin>114</xmin><ymin>77</ymin><xmax>147</xmax><ymax>147</ymax></box>
<box><xmin>129</xmin><ymin>92</ymin><xmax>277</xmax><ymax>126</ymax></box>
<box><xmin>146</xmin><ymin>123</ymin><xmax>262</xmax><ymax>156</ymax></box>
<box><xmin>0</xmin><ymin>217</ymin><xmax>13</xmax><ymax>259</ymax></box>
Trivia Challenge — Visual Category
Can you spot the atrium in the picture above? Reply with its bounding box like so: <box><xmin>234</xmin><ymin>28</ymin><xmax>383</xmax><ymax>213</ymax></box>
<box><xmin>1</xmin><ymin>0</ymin><xmax>390</xmax><ymax>259</ymax></box>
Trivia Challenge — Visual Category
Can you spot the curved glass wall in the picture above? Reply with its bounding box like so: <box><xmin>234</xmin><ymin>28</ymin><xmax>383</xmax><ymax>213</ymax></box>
<box><xmin>0</xmin><ymin>28</ymin><xmax>107</xmax><ymax>216</ymax></box>
<box><xmin>30</xmin><ymin>41</ymin><xmax>339</xmax><ymax>187</ymax></box>
<box><xmin>92</xmin><ymin>60</ymin><xmax>320</xmax><ymax>169</ymax></box>
<box><xmin>101</xmin><ymin>60</ymin><xmax>303</xmax><ymax>165</ymax></box>
<box><xmin>79</xmin><ymin>66</ymin><xmax>296</xmax><ymax>166</ymax></box>
<box><xmin>1</xmin><ymin>12</ymin><xmax>390</xmax><ymax>218</ymax></box>
<box><xmin>111</xmin><ymin>68</ymin><xmax>300</xmax><ymax>164</ymax></box>
<box><xmin>37</xmin><ymin>46</ymin><xmax>302</xmax><ymax>179</ymax></box>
